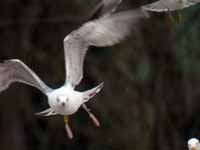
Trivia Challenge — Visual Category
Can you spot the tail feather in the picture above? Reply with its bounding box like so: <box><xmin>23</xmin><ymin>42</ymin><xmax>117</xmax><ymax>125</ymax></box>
<box><xmin>82</xmin><ymin>82</ymin><xmax>104</xmax><ymax>102</ymax></box>
<box><xmin>34</xmin><ymin>108</ymin><xmax>57</xmax><ymax>116</ymax></box>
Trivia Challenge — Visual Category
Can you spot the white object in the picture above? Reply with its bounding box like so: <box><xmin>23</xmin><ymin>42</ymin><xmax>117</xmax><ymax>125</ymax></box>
<box><xmin>142</xmin><ymin>0</ymin><xmax>200</xmax><ymax>12</ymax></box>
<box><xmin>188</xmin><ymin>138</ymin><xmax>200</xmax><ymax>150</ymax></box>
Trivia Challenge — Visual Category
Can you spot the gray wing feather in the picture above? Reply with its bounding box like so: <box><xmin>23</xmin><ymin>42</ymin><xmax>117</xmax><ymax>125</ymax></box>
<box><xmin>64</xmin><ymin>8</ymin><xmax>149</xmax><ymax>87</ymax></box>
<box><xmin>142</xmin><ymin>0</ymin><xmax>200</xmax><ymax>12</ymax></box>
<box><xmin>0</xmin><ymin>59</ymin><xmax>52</xmax><ymax>94</ymax></box>
<box><xmin>85</xmin><ymin>9</ymin><xmax>149</xmax><ymax>46</ymax></box>
<box><xmin>64</xmin><ymin>35</ymin><xmax>88</xmax><ymax>87</ymax></box>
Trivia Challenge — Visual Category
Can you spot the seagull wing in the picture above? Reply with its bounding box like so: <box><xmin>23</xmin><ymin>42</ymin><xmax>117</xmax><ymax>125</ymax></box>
<box><xmin>64</xmin><ymin>8</ymin><xmax>149</xmax><ymax>87</ymax></box>
<box><xmin>0</xmin><ymin>59</ymin><xmax>52</xmax><ymax>94</ymax></box>
<box><xmin>142</xmin><ymin>0</ymin><xmax>200</xmax><ymax>12</ymax></box>
<box><xmin>63</xmin><ymin>35</ymin><xmax>89</xmax><ymax>87</ymax></box>
<box><xmin>84</xmin><ymin>8</ymin><xmax>149</xmax><ymax>47</ymax></box>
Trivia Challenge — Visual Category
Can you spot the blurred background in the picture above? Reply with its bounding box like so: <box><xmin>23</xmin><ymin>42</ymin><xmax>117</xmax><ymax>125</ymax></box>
<box><xmin>0</xmin><ymin>0</ymin><xmax>200</xmax><ymax>150</ymax></box>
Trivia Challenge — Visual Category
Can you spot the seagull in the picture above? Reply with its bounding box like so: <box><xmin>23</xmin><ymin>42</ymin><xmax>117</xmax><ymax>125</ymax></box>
<box><xmin>188</xmin><ymin>138</ymin><xmax>200</xmax><ymax>150</ymax></box>
<box><xmin>142</xmin><ymin>0</ymin><xmax>200</xmax><ymax>12</ymax></box>
<box><xmin>0</xmin><ymin>7</ymin><xmax>149</xmax><ymax>139</ymax></box>
<box><xmin>142</xmin><ymin>0</ymin><xmax>200</xmax><ymax>25</ymax></box>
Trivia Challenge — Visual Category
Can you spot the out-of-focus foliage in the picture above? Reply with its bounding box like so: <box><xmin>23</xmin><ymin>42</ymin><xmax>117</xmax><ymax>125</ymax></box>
<box><xmin>0</xmin><ymin>0</ymin><xmax>200</xmax><ymax>150</ymax></box>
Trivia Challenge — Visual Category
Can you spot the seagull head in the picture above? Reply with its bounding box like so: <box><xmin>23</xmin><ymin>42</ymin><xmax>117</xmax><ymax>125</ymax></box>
<box><xmin>56</xmin><ymin>95</ymin><xmax>69</xmax><ymax>107</ymax></box>
<box><xmin>188</xmin><ymin>138</ymin><xmax>200</xmax><ymax>150</ymax></box>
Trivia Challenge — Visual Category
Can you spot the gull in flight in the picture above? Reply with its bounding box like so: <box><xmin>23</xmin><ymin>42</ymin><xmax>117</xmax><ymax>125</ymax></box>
<box><xmin>142</xmin><ymin>0</ymin><xmax>200</xmax><ymax>24</ymax></box>
<box><xmin>142</xmin><ymin>0</ymin><xmax>200</xmax><ymax>12</ymax></box>
<box><xmin>0</xmin><ymin>6</ymin><xmax>149</xmax><ymax>139</ymax></box>
<box><xmin>188</xmin><ymin>138</ymin><xmax>200</xmax><ymax>150</ymax></box>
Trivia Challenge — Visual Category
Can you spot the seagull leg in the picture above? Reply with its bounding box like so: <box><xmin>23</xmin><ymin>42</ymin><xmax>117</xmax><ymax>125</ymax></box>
<box><xmin>167</xmin><ymin>12</ymin><xmax>175</xmax><ymax>28</ymax></box>
<box><xmin>174</xmin><ymin>11</ymin><xmax>181</xmax><ymax>24</ymax></box>
<box><xmin>82</xmin><ymin>104</ymin><xmax>100</xmax><ymax>127</ymax></box>
<box><xmin>64</xmin><ymin>116</ymin><xmax>73</xmax><ymax>139</ymax></box>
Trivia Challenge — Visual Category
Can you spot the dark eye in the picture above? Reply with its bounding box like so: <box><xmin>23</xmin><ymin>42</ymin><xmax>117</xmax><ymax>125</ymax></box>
<box><xmin>56</xmin><ymin>98</ymin><xmax>60</xmax><ymax>102</ymax></box>
<box><xmin>66</xmin><ymin>98</ymin><xmax>69</xmax><ymax>101</ymax></box>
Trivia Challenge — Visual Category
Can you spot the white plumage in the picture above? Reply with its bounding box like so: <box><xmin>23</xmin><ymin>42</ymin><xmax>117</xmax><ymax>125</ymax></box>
<box><xmin>188</xmin><ymin>138</ymin><xmax>200</xmax><ymax>150</ymax></box>
<box><xmin>142</xmin><ymin>0</ymin><xmax>200</xmax><ymax>12</ymax></box>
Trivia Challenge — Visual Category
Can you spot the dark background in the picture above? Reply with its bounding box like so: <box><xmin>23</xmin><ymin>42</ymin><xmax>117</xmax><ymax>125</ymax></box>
<box><xmin>0</xmin><ymin>0</ymin><xmax>200</xmax><ymax>150</ymax></box>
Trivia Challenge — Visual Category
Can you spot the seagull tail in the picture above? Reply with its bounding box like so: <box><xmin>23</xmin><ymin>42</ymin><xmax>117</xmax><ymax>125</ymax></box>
<box><xmin>34</xmin><ymin>108</ymin><xmax>57</xmax><ymax>116</ymax></box>
<box><xmin>82</xmin><ymin>82</ymin><xmax>104</xmax><ymax>102</ymax></box>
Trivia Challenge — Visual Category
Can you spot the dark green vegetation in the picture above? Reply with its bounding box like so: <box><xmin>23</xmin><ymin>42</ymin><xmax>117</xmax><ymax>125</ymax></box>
<box><xmin>0</xmin><ymin>0</ymin><xmax>200</xmax><ymax>150</ymax></box>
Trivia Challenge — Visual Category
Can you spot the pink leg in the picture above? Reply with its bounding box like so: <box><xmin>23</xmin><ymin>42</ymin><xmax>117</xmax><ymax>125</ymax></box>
<box><xmin>82</xmin><ymin>104</ymin><xmax>100</xmax><ymax>127</ymax></box>
<box><xmin>64</xmin><ymin>116</ymin><xmax>74</xmax><ymax>139</ymax></box>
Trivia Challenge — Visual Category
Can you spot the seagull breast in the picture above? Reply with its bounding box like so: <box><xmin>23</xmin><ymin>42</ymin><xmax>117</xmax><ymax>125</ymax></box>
<box><xmin>47</xmin><ymin>86</ymin><xmax>83</xmax><ymax>115</ymax></box>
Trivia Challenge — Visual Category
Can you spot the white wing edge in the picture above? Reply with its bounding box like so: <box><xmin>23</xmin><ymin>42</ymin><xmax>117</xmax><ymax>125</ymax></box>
<box><xmin>3</xmin><ymin>59</ymin><xmax>53</xmax><ymax>94</ymax></box>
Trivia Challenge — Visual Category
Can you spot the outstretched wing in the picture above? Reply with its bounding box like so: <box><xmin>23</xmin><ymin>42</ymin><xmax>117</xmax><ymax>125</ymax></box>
<box><xmin>142</xmin><ymin>0</ymin><xmax>200</xmax><ymax>12</ymax></box>
<box><xmin>84</xmin><ymin>9</ymin><xmax>149</xmax><ymax>47</ymax></box>
<box><xmin>89</xmin><ymin>0</ymin><xmax>122</xmax><ymax>20</ymax></box>
<box><xmin>0</xmin><ymin>59</ymin><xmax>52</xmax><ymax>94</ymax></box>
<box><xmin>64</xmin><ymin>8</ymin><xmax>149</xmax><ymax>87</ymax></box>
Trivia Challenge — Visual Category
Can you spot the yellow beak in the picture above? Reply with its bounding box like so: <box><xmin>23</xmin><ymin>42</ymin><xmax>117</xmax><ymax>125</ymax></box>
<box><xmin>191</xmin><ymin>146</ymin><xmax>196</xmax><ymax>150</ymax></box>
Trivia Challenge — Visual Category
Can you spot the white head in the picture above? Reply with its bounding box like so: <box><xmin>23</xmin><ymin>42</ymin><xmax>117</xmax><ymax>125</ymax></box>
<box><xmin>56</xmin><ymin>95</ymin><xmax>69</xmax><ymax>107</ymax></box>
<box><xmin>188</xmin><ymin>138</ymin><xmax>200</xmax><ymax>150</ymax></box>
